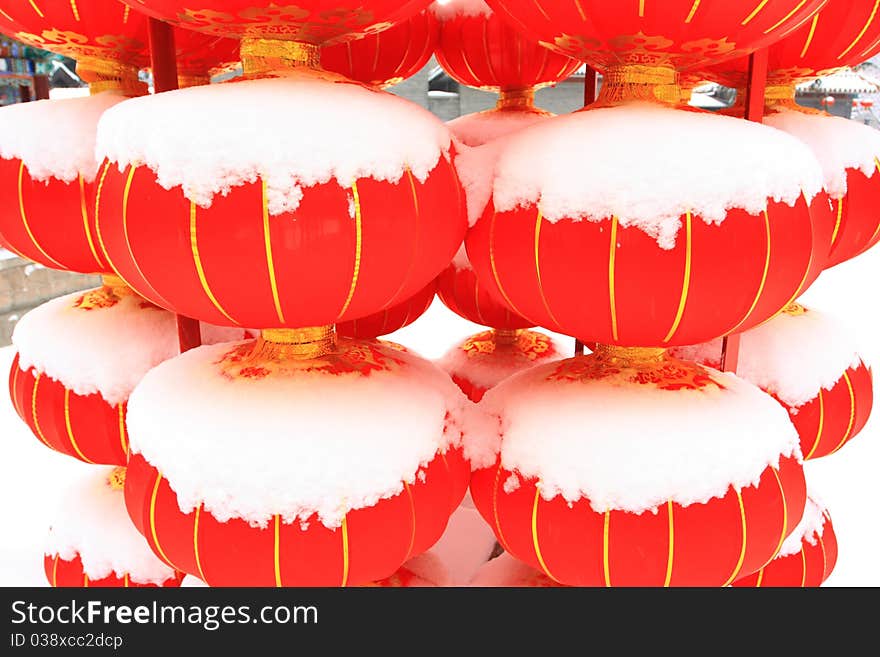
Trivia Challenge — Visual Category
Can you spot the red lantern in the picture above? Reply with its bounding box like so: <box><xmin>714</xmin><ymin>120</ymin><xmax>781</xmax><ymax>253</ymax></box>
<box><xmin>320</xmin><ymin>10</ymin><xmax>437</xmax><ymax>87</ymax></box>
<box><xmin>482</xmin><ymin>0</ymin><xmax>824</xmax><ymax>74</ymax></box>
<box><xmin>672</xmin><ymin>303</ymin><xmax>873</xmax><ymax>461</ymax></box>
<box><xmin>734</xmin><ymin>497</ymin><xmax>837</xmax><ymax>587</ymax></box>
<box><xmin>861</xmin><ymin>98</ymin><xmax>876</xmax><ymax>108</ymax></box>
<box><xmin>45</xmin><ymin>467</ymin><xmax>186</xmax><ymax>588</ymax></box>
<box><xmin>172</xmin><ymin>30</ymin><xmax>241</xmax><ymax>86</ymax></box>
<box><xmin>468</xmin><ymin>348</ymin><xmax>807</xmax><ymax>586</ymax></box>
<box><xmin>8</xmin><ymin>278</ymin><xmax>247</xmax><ymax>466</ymax></box>
<box><xmin>119</xmin><ymin>0</ymin><xmax>432</xmax><ymax>45</ymax></box>
<box><xmin>336</xmin><ymin>281</ymin><xmax>435</xmax><ymax>339</ymax></box>
<box><xmin>433</xmin><ymin>0</ymin><xmax>580</xmax><ymax>94</ymax></box>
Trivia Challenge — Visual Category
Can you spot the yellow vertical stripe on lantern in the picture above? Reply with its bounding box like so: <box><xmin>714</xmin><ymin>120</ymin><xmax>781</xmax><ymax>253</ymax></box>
<box><xmin>94</xmin><ymin>162</ymin><xmax>130</xmax><ymax>286</ymax></box>
<box><xmin>800</xmin><ymin>13</ymin><xmax>821</xmax><ymax>59</ymax></box>
<box><xmin>261</xmin><ymin>180</ymin><xmax>286</xmax><ymax>324</ymax></box>
<box><xmin>117</xmin><ymin>404</ymin><xmax>128</xmax><ymax>458</ymax></box>
<box><xmin>664</xmin><ymin>501</ymin><xmax>675</xmax><ymax>587</ymax></box>
<box><xmin>602</xmin><ymin>511</ymin><xmax>612</xmax><ymax>587</ymax></box>
<box><xmin>800</xmin><ymin>547</ymin><xmax>808</xmax><ymax>587</ymax></box>
<box><xmin>531</xmin><ymin>489</ymin><xmax>558</xmax><ymax>583</ymax></box>
<box><xmin>804</xmin><ymin>390</ymin><xmax>825</xmax><ymax>460</ymax></box>
<box><xmin>83</xmin><ymin>573</ymin><xmax>89</xmax><ymax>587</ymax></box>
<box><xmin>489</xmin><ymin>210</ymin><xmax>526</xmax><ymax>318</ymax></box>
<box><xmin>273</xmin><ymin>515</ymin><xmax>282</xmax><ymax>587</ymax></box>
<box><xmin>663</xmin><ymin>212</ymin><xmax>692</xmax><ymax>344</ymax></box>
<box><xmin>608</xmin><ymin>216</ymin><xmax>620</xmax><ymax>341</ymax></box>
<box><xmin>27</xmin><ymin>1</ymin><xmax>44</xmax><ymax>18</ymax></box>
<box><xmin>722</xmin><ymin>490</ymin><xmax>748</xmax><ymax>587</ymax></box>
<box><xmin>18</xmin><ymin>161</ymin><xmax>65</xmax><ymax>269</ymax></box>
<box><xmin>742</xmin><ymin>0</ymin><xmax>769</xmax><ymax>25</ymax></box>
<box><xmin>534</xmin><ymin>209</ymin><xmax>561</xmax><ymax>329</ymax></box>
<box><xmin>769</xmin><ymin>468</ymin><xmax>789</xmax><ymax>562</ymax></box>
<box><xmin>121</xmin><ymin>166</ymin><xmax>156</xmax><ymax>303</ymax></box>
<box><xmin>830</xmin><ymin>197</ymin><xmax>843</xmax><ymax>248</ymax></box>
<box><xmin>404</xmin><ymin>483</ymin><xmax>416</xmax><ymax>560</ymax></box>
<box><xmin>482</xmin><ymin>21</ymin><xmax>499</xmax><ymax>93</ymax></box>
<box><xmin>123</xmin><ymin>573</ymin><xmax>129</xmax><ymax>587</ymax></box>
<box><xmin>337</xmin><ymin>182</ymin><xmax>363</xmax><ymax>320</ymax></box>
<box><xmin>194</xmin><ymin>505</ymin><xmax>207</xmax><ymax>584</ymax></box>
<box><xmin>190</xmin><ymin>201</ymin><xmax>238</xmax><ymax>325</ymax></box>
<box><xmin>755</xmin><ymin>568</ymin><xmax>765</xmax><ymax>587</ymax></box>
<box><xmin>382</xmin><ymin>168</ymin><xmax>420</xmax><ymax>310</ymax></box>
<box><xmin>638</xmin><ymin>0</ymin><xmax>646</xmax><ymax>18</ymax></box>
<box><xmin>149</xmin><ymin>473</ymin><xmax>175</xmax><ymax>569</ymax></box>
<box><xmin>79</xmin><ymin>174</ymin><xmax>103</xmax><ymax>269</ymax></box>
<box><xmin>817</xmin><ymin>532</ymin><xmax>828</xmax><ymax>580</ymax></box>
<box><xmin>839</xmin><ymin>0</ymin><xmax>880</xmax><ymax>59</ymax></box>
<box><xmin>31</xmin><ymin>374</ymin><xmax>52</xmax><ymax>448</ymax></box>
<box><xmin>573</xmin><ymin>0</ymin><xmax>587</xmax><ymax>22</ymax></box>
<box><xmin>492</xmin><ymin>467</ymin><xmax>510</xmax><ymax>552</ymax></box>
<box><xmin>122</xmin><ymin>4</ymin><xmax>130</xmax><ymax>23</ymax></box>
<box><xmin>69</xmin><ymin>0</ymin><xmax>80</xmax><ymax>21</ymax></box>
<box><xmin>830</xmin><ymin>372</ymin><xmax>856</xmax><ymax>455</ymax></box>
<box><xmin>0</xmin><ymin>9</ymin><xmax>13</xmax><ymax>22</ymax></box>
<box><xmin>764</xmin><ymin>1</ymin><xmax>808</xmax><ymax>35</ymax></box>
<box><xmin>473</xmin><ymin>278</ymin><xmax>487</xmax><ymax>325</ymax></box>
<box><xmin>726</xmin><ymin>209</ymin><xmax>771</xmax><ymax>336</ymax></box>
<box><xmin>532</xmin><ymin>0</ymin><xmax>551</xmax><ymax>20</ymax></box>
<box><xmin>52</xmin><ymin>555</ymin><xmax>58</xmax><ymax>587</ymax></box>
<box><xmin>10</xmin><ymin>360</ymin><xmax>22</xmax><ymax>419</ymax></box>
<box><xmin>64</xmin><ymin>389</ymin><xmax>94</xmax><ymax>464</ymax></box>
<box><xmin>685</xmin><ymin>0</ymin><xmax>702</xmax><ymax>23</ymax></box>
<box><xmin>457</xmin><ymin>34</ymin><xmax>482</xmax><ymax>83</ymax></box>
<box><xmin>340</xmin><ymin>516</ymin><xmax>350</xmax><ymax>587</ymax></box>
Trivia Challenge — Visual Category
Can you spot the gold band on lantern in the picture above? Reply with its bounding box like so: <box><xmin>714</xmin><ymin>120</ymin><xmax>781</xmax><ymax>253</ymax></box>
<box><xmin>177</xmin><ymin>74</ymin><xmax>212</xmax><ymax>88</ymax></box>
<box><xmin>493</xmin><ymin>328</ymin><xmax>522</xmax><ymax>346</ymax></box>
<box><xmin>259</xmin><ymin>326</ymin><xmax>338</xmax><ymax>360</ymax></box>
<box><xmin>77</xmin><ymin>56</ymin><xmax>145</xmax><ymax>96</ymax></box>
<box><xmin>240</xmin><ymin>38</ymin><xmax>321</xmax><ymax>75</ymax></box>
<box><xmin>592</xmin><ymin>344</ymin><xmax>668</xmax><ymax>365</ymax></box>
<box><xmin>783</xmin><ymin>302</ymin><xmax>808</xmax><ymax>316</ymax></box>
<box><xmin>107</xmin><ymin>466</ymin><xmax>127</xmax><ymax>491</ymax></box>
<box><xmin>595</xmin><ymin>64</ymin><xmax>681</xmax><ymax>106</ymax></box>
<box><xmin>74</xmin><ymin>274</ymin><xmax>136</xmax><ymax>310</ymax></box>
<box><xmin>496</xmin><ymin>88</ymin><xmax>537</xmax><ymax>111</ymax></box>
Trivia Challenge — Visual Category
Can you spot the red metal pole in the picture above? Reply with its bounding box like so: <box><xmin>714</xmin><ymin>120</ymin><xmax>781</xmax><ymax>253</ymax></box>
<box><xmin>148</xmin><ymin>18</ymin><xmax>202</xmax><ymax>352</ymax></box>
<box><xmin>584</xmin><ymin>66</ymin><xmax>598</xmax><ymax>105</ymax></box>
<box><xmin>722</xmin><ymin>48</ymin><xmax>768</xmax><ymax>373</ymax></box>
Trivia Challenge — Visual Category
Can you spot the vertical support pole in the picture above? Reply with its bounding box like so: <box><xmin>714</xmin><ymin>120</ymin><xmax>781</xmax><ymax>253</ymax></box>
<box><xmin>722</xmin><ymin>49</ymin><xmax>768</xmax><ymax>373</ymax></box>
<box><xmin>148</xmin><ymin>18</ymin><xmax>202</xmax><ymax>351</ymax></box>
<box><xmin>574</xmin><ymin>339</ymin><xmax>585</xmax><ymax>356</ymax></box>
<box><xmin>583</xmin><ymin>66</ymin><xmax>598</xmax><ymax>105</ymax></box>
<box><xmin>33</xmin><ymin>74</ymin><xmax>50</xmax><ymax>100</ymax></box>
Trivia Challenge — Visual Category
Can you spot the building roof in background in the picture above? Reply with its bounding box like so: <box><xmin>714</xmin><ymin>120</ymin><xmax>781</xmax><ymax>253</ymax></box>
<box><xmin>798</xmin><ymin>69</ymin><xmax>879</xmax><ymax>95</ymax></box>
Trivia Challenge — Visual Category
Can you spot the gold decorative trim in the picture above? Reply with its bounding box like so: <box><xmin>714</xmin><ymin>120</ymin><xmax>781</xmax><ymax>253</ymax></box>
<box><xmin>592</xmin><ymin>345</ymin><xmax>667</xmax><ymax>365</ymax></box>
<box><xmin>595</xmin><ymin>64</ymin><xmax>681</xmax><ymax>106</ymax></box>
<box><xmin>496</xmin><ymin>88</ymin><xmax>537</xmax><ymax>111</ymax></box>
<box><xmin>241</xmin><ymin>37</ymin><xmax>320</xmax><ymax>75</ymax></box>
<box><xmin>78</xmin><ymin>56</ymin><xmax>145</xmax><ymax>96</ymax></box>
<box><xmin>261</xmin><ymin>327</ymin><xmax>337</xmax><ymax>360</ymax></box>
<box><xmin>107</xmin><ymin>466</ymin><xmax>126</xmax><ymax>491</ymax></box>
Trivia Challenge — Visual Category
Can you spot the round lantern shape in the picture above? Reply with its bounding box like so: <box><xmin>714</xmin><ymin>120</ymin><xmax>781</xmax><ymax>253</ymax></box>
<box><xmin>337</xmin><ymin>282</ymin><xmax>435</xmax><ymax>339</ymax></box>
<box><xmin>8</xmin><ymin>277</ymin><xmax>246</xmax><ymax>465</ymax></box>
<box><xmin>464</xmin><ymin>104</ymin><xmax>825</xmax><ymax>347</ymax></box>
<box><xmin>45</xmin><ymin>467</ymin><xmax>185</xmax><ymax>588</ymax></box>
<box><xmin>734</xmin><ymin>496</ymin><xmax>837</xmax><ymax>587</ymax></box>
<box><xmin>438</xmin><ymin>329</ymin><xmax>562</xmax><ymax>403</ymax></box>
<box><xmin>94</xmin><ymin>71</ymin><xmax>466</xmax><ymax>328</ymax></box>
<box><xmin>672</xmin><ymin>303</ymin><xmax>873</xmax><ymax>461</ymax></box>
<box><xmin>320</xmin><ymin>10</ymin><xmax>437</xmax><ymax>87</ymax></box>
<box><xmin>467</xmin><ymin>347</ymin><xmax>807</xmax><ymax>587</ymax></box>
<box><xmin>123</xmin><ymin>331</ymin><xmax>471</xmax><ymax>586</ymax></box>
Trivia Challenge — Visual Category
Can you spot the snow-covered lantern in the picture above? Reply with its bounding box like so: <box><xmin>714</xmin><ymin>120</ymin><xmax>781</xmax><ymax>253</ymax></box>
<box><xmin>733</xmin><ymin>496</ymin><xmax>837</xmax><ymax>587</ymax></box>
<box><xmin>320</xmin><ymin>9</ymin><xmax>438</xmax><ymax>88</ymax></box>
<box><xmin>672</xmin><ymin>303</ymin><xmax>873</xmax><ymax>461</ymax></box>
<box><xmin>8</xmin><ymin>279</ymin><xmax>248</xmax><ymax>465</ymax></box>
<box><xmin>707</xmin><ymin>0</ymin><xmax>880</xmax><ymax>268</ymax></box>
<box><xmin>92</xmin><ymin>1</ymin><xmax>470</xmax><ymax>586</ymax></box>
<box><xmin>45</xmin><ymin>467</ymin><xmax>185</xmax><ymax>588</ymax></box>
<box><xmin>431</xmin><ymin>0</ymin><xmax>580</xmax><ymax>139</ymax></box>
<box><xmin>467</xmin><ymin>348</ymin><xmax>807</xmax><ymax>586</ymax></box>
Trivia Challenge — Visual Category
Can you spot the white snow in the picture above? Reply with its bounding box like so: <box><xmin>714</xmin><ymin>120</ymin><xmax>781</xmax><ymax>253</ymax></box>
<box><xmin>12</xmin><ymin>289</ymin><xmax>246</xmax><ymax>406</ymax></box>
<box><xmin>766</xmin><ymin>109</ymin><xmax>880</xmax><ymax>199</ymax></box>
<box><xmin>127</xmin><ymin>340</ymin><xmax>469</xmax><ymax>529</ymax></box>
<box><xmin>0</xmin><ymin>92</ymin><xmax>126</xmax><ymax>183</ymax></box>
<box><xmin>438</xmin><ymin>332</ymin><xmax>563</xmax><ymax>390</ymax></box>
<box><xmin>448</xmin><ymin>110</ymin><xmax>551</xmax><ymax>148</ymax></box>
<box><xmin>466</xmin><ymin>360</ymin><xmax>802</xmax><ymax>514</ymax></box>
<box><xmin>96</xmin><ymin>73</ymin><xmax>453</xmax><ymax>216</ymax></box>
<box><xmin>451</xmin><ymin>243</ymin><xmax>472</xmax><ymax>270</ymax></box>
<box><xmin>671</xmin><ymin>307</ymin><xmax>862</xmax><ymax>408</ymax></box>
<box><xmin>777</xmin><ymin>496</ymin><xmax>828</xmax><ymax>558</ymax></box>
<box><xmin>455</xmin><ymin>139</ymin><xmax>508</xmax><ymax>226</ymax></box>
<box><xmin>44</xmin><ymin>468</ymin><xmax>178</xmax><ymax>585</ymax></box>
<box><xmin>430</xmin><ymin>0</ymin><xmax>492</xmax><ymax>19</ymax></box>
<box><xmin>488</xmin><ymin>103</ymin><xmax>824</xmax><ymax>249</ymax></box>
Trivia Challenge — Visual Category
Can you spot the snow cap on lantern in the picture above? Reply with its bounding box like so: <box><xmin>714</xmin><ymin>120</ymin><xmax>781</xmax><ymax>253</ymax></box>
<box><xmin>465</xmin><ymin>104</ymin><xmax>825</xmax><ymax>347</ymax></box>
<box><xmin>734</xmin><ymin>496</ymin><xmax>838</xmax><ymax>587</ymax></box>
<box><xmin>671</xmin><ymin>303</ymin><xmax>872</xmax><ymax>461</ymax></box>
<box><xmin>320</xmin><ymin>9</ymin><xmax>438</xmax><ymax>87</ymax></box>
<box><xmin>122</xmin><ymin>337</ymin><xmax>471</xmax><ymax>586</ymax></box>
<box><xmin>9</xmin><ymin>280</ymin><xmax>247</xmax><ymax>465</ymax></box>
<box><xmin>45</xmin><ymin>467</ymin><xmax>184</xmax><ymax>588</ymax></box>
<box><xmin>466</xmin><ymin>347</ymin><xmax>807</xmax><ymax>586</ymax></box>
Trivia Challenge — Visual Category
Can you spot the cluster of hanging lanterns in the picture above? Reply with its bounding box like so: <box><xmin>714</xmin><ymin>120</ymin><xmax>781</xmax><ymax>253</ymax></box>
<box><xmin>0</xmin><ymin>0</ymin><xmax>876</xmax><ymax>588</ymax></box>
